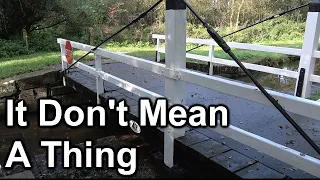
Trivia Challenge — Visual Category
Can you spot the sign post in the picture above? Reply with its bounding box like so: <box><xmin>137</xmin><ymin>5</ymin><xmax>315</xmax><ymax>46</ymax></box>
<box><xmin>65</xmin><ymin>41</ymin><xmax>74</xmax><ymax>65</ymax></box>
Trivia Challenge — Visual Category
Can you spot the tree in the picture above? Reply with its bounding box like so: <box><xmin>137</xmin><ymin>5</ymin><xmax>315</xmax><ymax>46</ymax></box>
<box><xmin>0</xmin><ymin>0</ymin><xmax>55</xmax><ymax>39</ymax></box>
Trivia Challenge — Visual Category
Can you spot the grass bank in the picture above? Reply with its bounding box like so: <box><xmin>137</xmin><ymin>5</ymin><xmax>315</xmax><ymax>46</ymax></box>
<box><xmin>106</xmin><ymin>40</ymin><xmax>303</xmax><ymax>66</ymax></box>
<box><xmin>0</xmin><ymin>51</ymin><xmax>94</xmax><ymax>79</ymax></box>
<box><xmin>309</xmin><ymin>92</ymin><xmax>320</xmax><ymax>101</ymax></box>
<box><xmin>0</xmin><ymin>40</ymin><xmax>303</xmax><ymax>79</ymax></box>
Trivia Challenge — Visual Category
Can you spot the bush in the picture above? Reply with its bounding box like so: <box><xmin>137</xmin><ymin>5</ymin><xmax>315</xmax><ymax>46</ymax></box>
<box><xmin>0</xmin><ymin>40</ymin><xmax>30</xmax><ymax>58</ymax></box>
<box><xmin>223</xmin><ymin>18</ymin><xmax>305</xmax><ymax>43</ymax></box>
<box><xmin>145</xmin><ymin>18</ymin><xmax>305</xmax><ymax>44</ymax></box>
<box><xmin>29</xmin><ymin>29</ymin><xmax>60</xmax><ymax>52</ymax></box>
<box><xmin>0</xmin><ymin>29</ymin><xmax>61</xmax><ymax>59</ymax></box>
<box><xmin>0</xmin><ymin>17</ymin><xmax>307</xmax><ymax>59</ymax></box>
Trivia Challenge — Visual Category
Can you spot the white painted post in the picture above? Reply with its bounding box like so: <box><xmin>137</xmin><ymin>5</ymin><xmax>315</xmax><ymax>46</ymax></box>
<box><xmin>156</xmin><ymin>38</ymin><xmax>161</xmax><ymax>62</ymax></box>
<box><xmin>295</xmin><ymin>3</ymin><xmax>320</xmax><ymax>98</ymax></box>
<box><xmin>60</xmin><ymin>44</ymin><xmax>67</xmax><ymax>86</ymax></box>
<box><xmin>164</xmin><ymin>0</ymin><xmax>187</xmax><ymax>168</ymax></box>
<box><xmin>95</xmin><ymin>55</ymin><xmax>104</xmax><ymax>104</ymax></box>
<box><xmin>209</xmin><ymin>45</ymin><xmax>215</xmax><ymax>75</ymax></box>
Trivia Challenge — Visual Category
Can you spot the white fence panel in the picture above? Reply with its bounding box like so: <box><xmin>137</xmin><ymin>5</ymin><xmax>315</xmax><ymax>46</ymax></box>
<box><xmin>58</xmin><ymin>38</ymin><xmax>320</xmax><ymax>178</ymax></box>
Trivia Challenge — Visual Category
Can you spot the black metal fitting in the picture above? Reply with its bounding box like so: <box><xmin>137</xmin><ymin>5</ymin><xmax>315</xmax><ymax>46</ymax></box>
<box><xmin>309</xmin><ymin>1</ymin><xmax>320</xmax><ymax>12</ymax></box>
<box><xmin>296</xmin><ymin>68</ymin><xmax>306</xmax><ymax>97</ymax></box>
<box><xmin>166</xmin><ymin>0</ymin><xmax>186</xmax><ymax>10</ymax></box>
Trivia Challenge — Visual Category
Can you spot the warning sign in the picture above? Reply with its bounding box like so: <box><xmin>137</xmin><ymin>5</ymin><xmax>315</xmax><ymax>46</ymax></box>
<box><xmin>65</xmin><ymin>41</ymin><xmax>73</xmax><ymax>65</ymax></box>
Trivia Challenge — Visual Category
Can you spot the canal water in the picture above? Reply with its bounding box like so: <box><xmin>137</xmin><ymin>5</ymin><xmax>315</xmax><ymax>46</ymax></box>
<box><xmin>0</xmin><ymin>112</ymin><xmax>173</xmax><ymax>179</ymax></box>
<box><xmin>236</xmin><ymin>60</ymin><xmax>300</xmax><ymax>94</ymax></box>
<box><xmin>222</xmin><ymin>60</ymin><xmax>320</xmax><ymax>96</ymax></box>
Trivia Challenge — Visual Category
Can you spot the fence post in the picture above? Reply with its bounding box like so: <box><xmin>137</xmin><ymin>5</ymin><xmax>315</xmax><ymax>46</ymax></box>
<box><xmin>295</xmin><ymin>2</ymin><xmax>320</xmax><ymax>98</ymax></box>
<box><xmin>95</xmin><ymin>55</ymin><xmax>104</xmax><ymax>104</ymax></box>
<box><xmin>209</xmin><ymin>45</ymin><xmax>215</xmax><ymax>75</ymax></box>
<box><xmin>60</xmin><ymin>43</ymin><xmax>67</xmax><ymax>86</ymax></box>
<box><xmin>164</xmin><ymin>0</ymin><xmax>187</xmax><ymax>168</ymax></box>
<box><xmin>156</xmin><ymin>38</ymin><xmax>161</xmax><ymax>62</ymax></box>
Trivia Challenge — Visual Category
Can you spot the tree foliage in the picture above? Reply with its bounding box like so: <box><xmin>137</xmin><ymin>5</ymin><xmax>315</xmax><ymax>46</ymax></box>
<box><xmin>0</xmin><ymin>0</ymin><xmax>312</xmax><ymax>43</ymax></box>
<box><xmin>0</xmin><ymin>0</ymin><xmax>61</xmax><ymax>39</ymax></box>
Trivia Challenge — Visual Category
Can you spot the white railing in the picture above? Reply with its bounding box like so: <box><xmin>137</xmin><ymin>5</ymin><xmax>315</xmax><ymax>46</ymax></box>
<box><xmin>58</xmin><ymin>38</ymin><xmax>320</xmax><ymax>178</ymax></box>
<box><xmin>152</xmin><ymin>34</ymin><xmax>320</xmax><ymax>95</ymax></box>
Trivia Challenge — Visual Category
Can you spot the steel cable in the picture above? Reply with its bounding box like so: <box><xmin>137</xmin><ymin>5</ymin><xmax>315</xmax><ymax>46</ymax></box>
<box><xmin>159</xmin><ymin>2</ymin><xmax>310</xmax><ymax>62</ymax></box>
<box><xmin>62</xmin><ymin>0</ymin><xmax>164</xmax><ymax>74</ymax></box>
<box><xmin>183</xmin><ymin>0</ymin><xmax>320</xmax><ymax>155</ymax></box>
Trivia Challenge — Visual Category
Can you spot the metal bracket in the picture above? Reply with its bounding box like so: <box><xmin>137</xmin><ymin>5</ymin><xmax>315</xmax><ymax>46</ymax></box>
<box><xmin>296</xmin><ymin>68</ymin><xmax>306</xmax><ymax>97</ymax></box>
<box><xmin>161</xmin><ymin>68</ymin><xmax>181</xmax><ymax>80</ymax></box>
<box><xmin>309</xmin><ymin>2</ymin><xmax>320</xmax><ymax>12</ymax></box>
<box><xmin>166</xmin><ymin>0</ymin><xmax>186</xmax><ymax>10</ymax></box>
<box><xmin>155</xmin><ymin>51</ymin><xmax>159</xmax><ymax>62</ymax></box>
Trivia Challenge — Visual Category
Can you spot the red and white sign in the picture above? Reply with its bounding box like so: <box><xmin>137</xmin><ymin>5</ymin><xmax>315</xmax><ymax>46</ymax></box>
<box><xmin>65</xmin><ymin>41</ymin><xmax>73</xmax><ymax>65</ymax></box>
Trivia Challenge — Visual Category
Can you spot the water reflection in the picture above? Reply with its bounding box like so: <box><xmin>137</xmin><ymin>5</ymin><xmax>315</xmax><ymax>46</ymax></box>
<box><xmin>223</xmin><ymin>60</ymin><xmax>320</xmax><ymax>95</ymax></box>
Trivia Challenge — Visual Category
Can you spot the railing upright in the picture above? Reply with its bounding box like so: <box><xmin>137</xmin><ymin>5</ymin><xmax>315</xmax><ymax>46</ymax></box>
<box><xmin>156</xmin><ymin>38</ymin><xmax>161</xmax><ymax>62</ymax></box>
<box><xmin>209</xmin><ymin>45</ymin><xmax>215</xmax><ymax>75</ymax></box>
<box><xmin>295</xmin><ymin>1</ymin><xmax>320</xmax><ymax>98</ymax></box>
<box><xmin>163</xmin><ymin>0</ymin><xmax>187</xmax><ymax>168</ymax></box>
<box><xmin>60</xmin><ymin>44</ymin><xmax>67</xmax><ymax>86</ymax></box>
<box><xmin>95</xmin><ymin>55</ymin><xmax>104</xmax><ymax>104</ymax></box>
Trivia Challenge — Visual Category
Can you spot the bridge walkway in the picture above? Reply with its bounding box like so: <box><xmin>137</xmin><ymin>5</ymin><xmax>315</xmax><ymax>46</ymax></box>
<box><xmin>65</xmin><ymin>59</ymin><xmax>319</xmax><ymax>179</ymax></box>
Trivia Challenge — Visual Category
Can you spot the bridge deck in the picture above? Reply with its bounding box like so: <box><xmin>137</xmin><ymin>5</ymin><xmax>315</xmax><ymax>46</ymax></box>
<box><xmin>65</xmin><ymin>59</ymin><xmax>319</xmax><ymax>179</ymax></box>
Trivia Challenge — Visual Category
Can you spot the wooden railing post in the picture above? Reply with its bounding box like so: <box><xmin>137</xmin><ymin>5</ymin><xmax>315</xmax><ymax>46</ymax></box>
<box><xmin>156</xmin><ymin>38</ymin><xmax>161</xmax><ymax>62</ymax></box>
<box><xmin>164</xmin><ymin>0</ymin><xmax>187</xmax><ymax>168</ymax></box>
<box><xmin>60</xmin><ymin>43</ymin><xmax>67</xmax><ymax>86</ymax></box>
<box><xmin>295</xmin><ymin>2</ymin><xmax>320</xmax><ymax>98</ymax></box>
<box><xmin>95</xmin><ymin>55</ymin><xmax>104</xmax><ymax>104</ymax></box>
<box><xmin>209</xmin><ymin>45</ymin><xmax>215</xmax><ymax>75</ymax></box>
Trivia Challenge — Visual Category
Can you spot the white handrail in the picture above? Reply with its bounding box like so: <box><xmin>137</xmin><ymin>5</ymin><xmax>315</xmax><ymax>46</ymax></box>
<box><xmin>153</xmin><ymin>34</ymin><xmax>320</xmax><ymax>99</ymax></box>
<box><xmin>57</xmin><ymin>38</ymin><xmax>320</xmax><ymax>120</ymax></box>
<box><xmin>58</xmin><ymin>38</ymin><xmax>320</xmax><ymax>178</ymax></box>
<box><xmin>157</xmin><ymin>48</ymin><xmax>299</xmax><ymax>78</ymax></box>
<box><xmin>152</xmin><ymin>34</ymin><xmax>304</xmax><ymax>56</ymax></box>
<box><xmin>153</xmin><ymin>34</ymin><xmax>302</xmax><ymax>79</ymax></box>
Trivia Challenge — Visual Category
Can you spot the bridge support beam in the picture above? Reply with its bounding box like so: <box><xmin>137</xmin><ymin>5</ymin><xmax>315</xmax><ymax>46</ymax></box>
<box><xmin>295</xmin><ymin>0</ymin><xmax>320</xmax><ymax>98</ymax></box>
<box><xmin>164</xmin><ymin>0</ymin><xmax>187</xmax><ymax>168</ymax></box>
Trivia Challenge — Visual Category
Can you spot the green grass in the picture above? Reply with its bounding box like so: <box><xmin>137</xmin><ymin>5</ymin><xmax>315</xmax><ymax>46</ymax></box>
<box><xmin>309</xmin><ymin>91</ymin><xmax>320</xmax><ymax>101</ymax></box>
<box><xmin>0</xmin><ymin>41</ymin><xmax>304</xmax><ymax>80</ymax></box>
<box><xmin>0</xmin><ymin>51</ymin><xmax>94</xmax><ymax>79</ymax></box>
<box><xmin>106</xmin><ymin>42</ymin><xmax>301</xmax><ymax>66</ymax></box>
<box><xmin>104</xmin><ymin>42</ymin><xmax>301</xmax><ymax>66</ymax></box>
<box><xmin>0</xmin><ymin>52</ymin><xmax>60</xmax><ymax>79</ymax></box>
<box><xmin>186</xmin><ymin>46</ymin><xmax>289</xmax><ymax>64</ymax></box>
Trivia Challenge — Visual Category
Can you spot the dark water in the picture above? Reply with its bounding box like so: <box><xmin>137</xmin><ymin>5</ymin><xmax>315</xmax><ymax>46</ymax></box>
<box><xmin>0</xmin><ymin>112</ymin><xmax>171</xmax><ymax>179</ymax></box>
<box><xmin>0</xmin><ymin>112</ymin><xmax>122</xmax><ymax>165</ymax></box>
<box><xmin>230</xmin><ymin>60</ymin><xmax>320</xmax><ymax>95</ymax></box>
<box><xmin>236</xmin><ymin>61</ymin><xmax>300</xmax><ymax>94</ymax></box>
